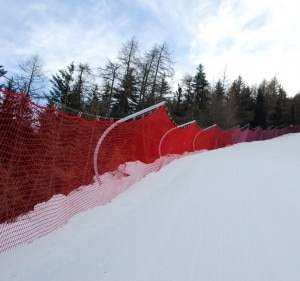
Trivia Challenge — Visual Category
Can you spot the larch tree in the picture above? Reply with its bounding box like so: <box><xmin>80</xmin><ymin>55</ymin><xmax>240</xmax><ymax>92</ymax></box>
<box><xmin>16</xmin><ymin>55</ymin><xmax>47</xmax><ymax>98</ymax></box>
<box><xmin>71</xmin><ymin>63</ymin><xmax>93</xmax><ymax>112</ymax></box>
<box><xmin>137</xmin><ymin>45</ymin><xmax>159</xmax><ymax>109</ymax></box>
<box><xmin>224</xmin><ymin>76</ymin><xmax>244</xmax><ymax>128</ymax></box>
<box><xmin>112</xmin><ymin>37</ymin><xmax>140</xmax><ymax>117</ymax></box>
<box><xmin>99</xmin><ymin>60</ymin><xmax>121</xmax><ymax>116</ymax></box>
<box><xmin>146</xmin><ymin>43</ymin><xmax>174</xmax><ymax>106</ymax></box>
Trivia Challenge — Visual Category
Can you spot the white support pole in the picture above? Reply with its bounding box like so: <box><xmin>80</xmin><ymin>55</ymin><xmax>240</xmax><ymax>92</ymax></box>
<box><xmin>158</xmin><ymin>120</ymin><xmax>196</xmax><ymax>157</ymax></box>
<box><xmin>192</xmin><ymin>124</ymin><xmax>217</xmax><ymax>151</ymax></box>
<box><xmin>116</xmin><ymin>101</ymin><xmax>165</xmax><ymax>123</ymax></box>
<box><xmin>93</xmin><ymin>102</ymin><xmax>166</xmax><ymax>186</ymax></box>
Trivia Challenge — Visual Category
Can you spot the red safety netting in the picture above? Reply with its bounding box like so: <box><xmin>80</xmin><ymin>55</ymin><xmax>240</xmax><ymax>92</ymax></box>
<box><xmin>159</xmin><ymin>122</ymin><xmax>201</xmax><ymax>156</ymax></box>
<box><xmin>246</xmin><ymin>127</ymin><xmax>263</xmax><ymax>142</ymax></box>
<box><xmin>1</xmin><ymin>89</ymin><xmax>299</xmax><ymax>253</ymax></box>
<box><xmin>193</xmin><ymin>125</ymin><xmax>224</xmax><ymax>151</ymax></box>
<box><xmin>232</xmin><ymin>128</ymin><xmax>250</xmax><ymax>144</ymax></box>
<box><xmin>215</xmin><ymin>128</ymin><xmax>237</xmax><ymax>148</ymax></box>
<box><xmin>0</xmin><ymin>91</ymin><xmax>112</xmax><ymax>223</ymax></box>
<box><xmin>1</xmin><ymin>90</ymin><xmax>203</xmax><ymax>252</ymax></box>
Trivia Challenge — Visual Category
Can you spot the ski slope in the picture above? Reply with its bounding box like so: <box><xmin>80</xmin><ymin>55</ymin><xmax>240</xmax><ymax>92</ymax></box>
<box><xmin>1</xmin><ymin>133</ymin><xmax>300</xmax><ymax>281</ymax></box>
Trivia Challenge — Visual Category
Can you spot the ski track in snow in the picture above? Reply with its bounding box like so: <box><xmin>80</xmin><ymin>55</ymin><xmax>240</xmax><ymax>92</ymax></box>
<box><xmin>1</xmin><ymin>133</ymin><xmax>300</xmax><ymax>281</ymax></box>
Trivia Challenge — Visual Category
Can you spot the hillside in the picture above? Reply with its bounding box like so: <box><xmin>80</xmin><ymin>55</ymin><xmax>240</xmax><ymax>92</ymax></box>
<box><xmin>1</xmin><ymin>133</ymin><xmax>300</xmax><ymax>281</ymax></box>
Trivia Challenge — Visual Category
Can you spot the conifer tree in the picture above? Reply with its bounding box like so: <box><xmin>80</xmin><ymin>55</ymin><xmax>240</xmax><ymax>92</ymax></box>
<box><xmin>192</xmin><ymin>64</ymin><xmax>210</xmax><ymax>126</ymax></box>
<box><xmin>99</xmin><ymin>60</ymin><xmax>121</xmax><ymax>116</ymax></box>
<box><xmin>0</xmin><ymin>66</ymin><xmax>7</xmax><ymax>89</ymax></box>
<box><xmin>137</xmin><ymin>46</ymin><xmax>158</xmax><ymax>109</ymax></box>
<box><xmin>149</xmin><ymin>43</ymin><xmax>174</xmax><ymax>105</ymax></box>
<box><xmin>84</xmin><ymin>84</ymin><xmax>103</xmax><ymax>119</ymax></box>
<box><xmin>274</xmin><ymin>86</ymin><xmax>288</xmax><ymax>126</ymax></box>
<box><xmin>112</xmin><ymin>37</ymin><xmax>139</xmax><ymax>117</ymax></box>
<box><xmin>225</xmin><ymin>76</ymin><xmax>244</xmax><ymax>127</ymax></box>
<box><xmin>292</xmin><ymin>94</ymin><xmax>300</xmax><ymax>124</ymax></box>
<box><xmin>192</xmin><ymin>64</ymin><xmax>209</xmax><ymax>110</ymax></box>
<box><xmin>0</xmin><ymin>66</ymin><xmax>7</xmax><ymax>78</ymax></box>
<box><xmin>16</xmin><ymin>55</ymin><xmax>46</xmax><ymax>98</ymax></box>
<box><xmin>48</xmin><ymin>62</ymin><xmax>94</xmax><ymax>115</ymax></box>
<box><xmin>48</xmin><ymin>62</ymin><xmax>75</xmax><ymax>112</ymax></box>
<box><xmin>209</xmin><ymin>79</ymin><xmax>226</xmax><ymax>128</ymax></box>
<box><xmin>253</xmin><ymin>84</ymin><xmax>267</xmax><ymax>128</ymax></box>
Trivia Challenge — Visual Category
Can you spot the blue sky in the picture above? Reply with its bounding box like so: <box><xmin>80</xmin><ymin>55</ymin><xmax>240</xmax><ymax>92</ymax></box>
<box><xmin>1</xmin><ymin>0</ymin><xmax>299</xmax><ymax>96</ymax></box>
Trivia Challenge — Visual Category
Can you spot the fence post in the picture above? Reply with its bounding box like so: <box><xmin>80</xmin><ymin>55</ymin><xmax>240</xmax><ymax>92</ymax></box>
<box><xmin>93</xmin><ymin>102</ymin><xmax>165</xmax><ymax>186</ymax></box>
<box><xmin>158</xmin><ymin>120</ymin><xmax>196</xmax><ymax>157</ymax></box>
<box><xmin>192</xmin><ymin>124</ymin><xmax>217</xmax><ymax>151</ymax></box>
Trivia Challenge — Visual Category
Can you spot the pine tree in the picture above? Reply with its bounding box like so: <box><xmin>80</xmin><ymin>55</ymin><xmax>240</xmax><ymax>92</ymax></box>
<box><xmin>192</xmin><ymin>64</ymin><xmax>209</xmax><ymax>110</ymax></box>
<box><xmin>0</xmin><ymin>66</ymin><xmax>10</xmax><ymax>90</ymax></box>
<box><xmin>253</xmin><ymin>84</ymin><xmax>267</xmax><ymax>128</ymax></box>
<box><xmin>182</xmin><ymin>74</ymin><xmax>193</xmax><ymax>103</ymax></box>
<box><xmin>0</xmin><ymin>66</ymin><xmax>7</xmax><ymax>78</ymax></box>
<box><xmin>209</xmin><ymin>79</ymin><xmax>226</xmax><ymax>128</ymax></box>
<box><xmin>192</xmin><ymin>64</ymin><xmax>210</xmax><ymax>126</ymax></box>
<box><xmin>274</xmin><ymin>86</ymin><xmax>288</xmax><ymax>126</ymax></box>
<box><xmin>180</xmin><ymin>74</ymin><xmax>195</xmax><ymax>121</ymax></box>
<box><xmin>84</xmin><ymin>84</ymin><xmax>103</xmax><ymax>119</ymax></box>
<box><xmin>48</xmin><ymin>62</ymin><xmax>94</xmax><ymax>115</ymax></box>
<box><xmin>238</xmin><ymin>86</ymin><xmax>255</xmax><ymax>126</ymax></box>
<box><xmin>292</xmin><ymin>94</ymin><xmax>300</xmax><ymax>124</ymax></box>
<box><xmin>112</xmin><ymin>67</ymin><xmax>138</xmax><ymax>116</ymax></box>
<box><xmin>48</xmin><ymin>62</ymin><xmax>75</xmax><ymax>112</ymax></box>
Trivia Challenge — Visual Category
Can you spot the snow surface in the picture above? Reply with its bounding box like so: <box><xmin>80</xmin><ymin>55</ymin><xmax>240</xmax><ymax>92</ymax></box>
<box><xmin>1</xmin><ymin>133</ymin><xmax>300</xmax><ymax>281</ymax></box>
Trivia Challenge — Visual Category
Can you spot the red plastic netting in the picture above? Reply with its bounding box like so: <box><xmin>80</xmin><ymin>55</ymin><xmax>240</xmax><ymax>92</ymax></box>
<box><xmin>1</xmin><ymin>89</ymin><xmax>299</xmax><ymax>253</ymax></box>
<box><xmin>0</xmin><ymin>91</ymin><xmax>112</xmax><ymax>223</ymax></box>
<box><xmin>193</xmin><ymin>125</ymin><xmax>224</xmax><ymax>151</ymax></box>
<box><xmin>1</xmin><ymin>90</ymin><xmax>203</xmax><ymax>252</ymax></box>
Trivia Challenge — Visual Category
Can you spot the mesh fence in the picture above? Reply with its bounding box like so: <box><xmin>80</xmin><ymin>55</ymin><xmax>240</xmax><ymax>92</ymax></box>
<box><xmin>1</xmin><ymin>89</ymin><xmax>299</xmax><ymax>252</ymax></box>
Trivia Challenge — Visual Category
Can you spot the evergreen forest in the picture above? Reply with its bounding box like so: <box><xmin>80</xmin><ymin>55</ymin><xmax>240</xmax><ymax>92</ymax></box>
<box><xmin>1</xmin><ymin>37</ymin><xmax>300</xmax><ymax>129</ymax></box>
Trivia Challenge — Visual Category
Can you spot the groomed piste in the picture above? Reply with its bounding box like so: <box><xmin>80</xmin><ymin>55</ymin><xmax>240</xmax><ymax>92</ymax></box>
<box><xmin>1</xmin><ymin>131</ymin><xmax>300</xmax><ymax>280</ymax></box>
<box><xmin>1</xmin><ymin>89</ymin><xmax>300</xmax><ymax>279</ymax></box>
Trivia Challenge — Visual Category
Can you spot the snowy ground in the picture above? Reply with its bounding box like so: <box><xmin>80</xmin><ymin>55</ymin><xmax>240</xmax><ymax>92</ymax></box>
<box><xmin>1</xmin><ymin>133</ymin><xmax>300</xmax><ymax>281</ymax></box>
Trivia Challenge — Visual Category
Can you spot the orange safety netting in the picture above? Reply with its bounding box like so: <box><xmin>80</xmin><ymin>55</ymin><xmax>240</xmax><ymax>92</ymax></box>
<box><xmin>0</xmin><ymin>89</ymin><xmax>299</xmax><ymax>253</ymax></box>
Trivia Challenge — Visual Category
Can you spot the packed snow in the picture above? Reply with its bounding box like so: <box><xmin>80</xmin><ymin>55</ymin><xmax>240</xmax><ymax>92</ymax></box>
<box><xmin>1</xmin><ymin>133</ymin><xmax>300</xmax><ymax>281</ymax></box>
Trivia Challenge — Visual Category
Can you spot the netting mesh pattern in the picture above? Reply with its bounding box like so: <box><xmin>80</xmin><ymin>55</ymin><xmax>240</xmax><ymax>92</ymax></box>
<box><xmin>1</xmin><ymin>90</ymin><xmax>299</xmax><ymax>252</ymax></box>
